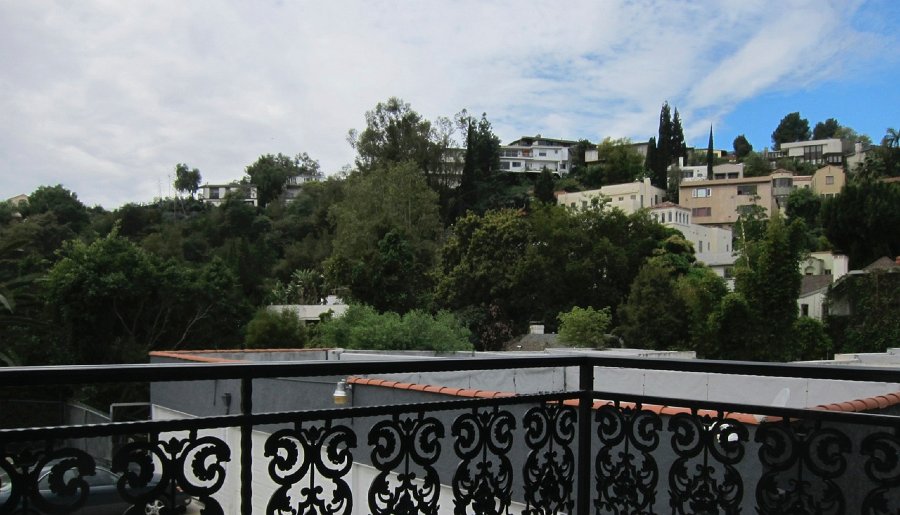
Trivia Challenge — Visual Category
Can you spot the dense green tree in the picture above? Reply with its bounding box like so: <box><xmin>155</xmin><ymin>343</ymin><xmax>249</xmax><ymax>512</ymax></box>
<box><xmin>618</xmin><ymin>258</ymin><xmax>690</xmax><ymax>350</ymax></box>
<box><xmin>791</xmin><ymin>317</ymin><xmax>832</xmax><ymax>361</ymax></box>
<box><xmin>707</xmin><ymin>293</ymin><xmax>758</xmax><ymax>360</ymax></box>
<box><xmin>348</xmin><ymin>97</ymin><xmax>446</xmax><ymax>184</ymax></box>
<box><xmin>733</xmin><ymin>134</ymin><xmax>752</xmax><ymax>161</ymax></box>
<box><xmin>595</xmin><ymin>138</ymin><xmax>645</xmax><ymax>186</ymax></box>
<box><xmin>644</xmin><ymin>137</ymin><xmax>657</xmax><ymax>176</ymax></box>
<box><xmin>825</xmin><ymin>271</ymin><xmax>900</xmax><ymax>354</ymax></box>
<box><xmin>771</xmin><ymin>112</ymin><xmax>811</xmax><ymax>149</ymax></box>
<box><xmin>534</xmin><ymin>168</ymin><xmax>556</xmax><ymax>204</ymax></box>
<box><xmin>742</xmin><ymin>151</ymin><xmax>772</xmax><ymax>177</ymax></box>
<box><xmin>452</xmin><ymin>113</ymin><xmax>502</xmax><ymax>219</ymax></box>
<box><xmin>45</xmin><ymin>231</ymin><xmax>246</xmax><ymax>364</ymax></box>
<box><xmin>671</xmin><ymin>108</ymin><xmax>687</xmax><ymax>167</ymax></box>
<box><xmin>730</xmin><ymin>213</ymin><xmax>806</xmax><ymax>360</ymax></box>
<box><xmin>173</xmin><ymin>163</ymin><xmax>201</xmax><ymax>199</ymax></box>
<box><xmin>821</xmin><ymin>181</ymin><xmax>900</xmax><ymax>267</ymax></box>
<box><xmin>21</xmin><ymin>185</ymin><xmax>90</xmax><ymax>233</ymax></box>
<box><xmin>245</xmin><ymin>153</ymin><xmax>317</xmax><ymax>207</ymax></box>
<box><xmin>706</xmin><ymin>126</ymin><xmax>715</xmax><ymax>178</ymax></box>
<box><xmin>674</xmin><ymin>266</ymin><xmax>728</xmax><ymax>357</ymax></box>
<box><xmin>326</xmin><ymin>162</ymin><xmax>441</xmax><ymax>312</ymax></box>
<box><xmin>557</xmin><ymin>306</ymin><xmax>612</xmax><ymax>348</ymax></box>
<box><xmin>812</xmin><ymin>118</ymin><xmax>841</xmax><ymax>140</ymax></box>
<box><xmin>318</xmin><ymin>304</ymin><xmax>472</xmax><ymax>352</ymax></box>
<box><xmin>652</xmin><ymin>103</ymin><xmax>674</xmax><ymax>188</ymax></box>
<box><xmin>785</xmin><ymin>187</ymin><xmax>822</xmax><ymax>229</ymax></box>
<box><xmin>244</xmin><ymin>308</ymin><xmax>308</xmax><ymax>349</ymax></box>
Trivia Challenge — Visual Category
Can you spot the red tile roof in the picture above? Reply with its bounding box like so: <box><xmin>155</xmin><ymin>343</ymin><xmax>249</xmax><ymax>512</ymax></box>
<box><xmin>348</xmin><ymin>376</ymin><xmax>900</xmax><ymax>424</ymax></box>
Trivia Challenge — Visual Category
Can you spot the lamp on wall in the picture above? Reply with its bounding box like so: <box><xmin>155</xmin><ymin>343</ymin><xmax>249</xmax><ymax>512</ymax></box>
<box><xmin>333</xmin><ymin>379</ymin><xmax>351</xmax><ymax>405</ymax></box>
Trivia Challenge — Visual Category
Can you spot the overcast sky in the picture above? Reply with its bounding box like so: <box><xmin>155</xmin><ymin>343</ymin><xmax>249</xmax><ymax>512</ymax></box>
<box><xmin>2</xmin><ymin>0</ymin><xmax>899</xmax><ymax>208</ymax></box>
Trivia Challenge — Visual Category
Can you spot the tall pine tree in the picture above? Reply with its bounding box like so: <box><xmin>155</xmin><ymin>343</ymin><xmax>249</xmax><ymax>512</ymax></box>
<box><xmin>706</xmin><ymin>126</ymin><xmax>714</xmax><ymax>179</ymax></box>
<box><xmin>671</xmin><ymin>108</ymin><xmax>687</xmax><ymax>167</ymax></box>
<box><xmin>653</xmin><ymin>103</ymin><xmax>673</xmax><ymax>188</ymax></box>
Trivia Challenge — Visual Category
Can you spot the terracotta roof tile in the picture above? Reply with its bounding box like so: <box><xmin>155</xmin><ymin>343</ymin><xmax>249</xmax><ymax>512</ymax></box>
<box><xmin>423</xmin><ymin>385</ymin><xmax>443</xmax><ymax>394</ymax></box>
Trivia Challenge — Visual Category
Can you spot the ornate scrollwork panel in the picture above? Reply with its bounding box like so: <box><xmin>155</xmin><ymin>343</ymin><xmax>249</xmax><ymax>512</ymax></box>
<box><xmin>368</xmin><ymin>413</ymin><xmax>444</xmax><ymax>515</ymax></box>
<box><xmin>113</xmin><ymin>430</ymin><xmax>230</xmax><ymax>514</ymax></box>
<box><xmin>451</xmin><ymin>406</ymin><xmax>516</xmax><ymax>515</ymax></box>
<box><xmin>522</xmin><ymin>403</ymin><xmax>576</xmax><ymax>515</ymax></box>
<box><xmin>594</xmin><ymin>404</ymin><xmax>661</xmax><ymax>514</ymax></box>
<box><xmin>264</xmin><ymin>420</ymin><xmax>356</xmax><ymax>515</ymax></box>
<box><xmin>667</xmin><ymin>412</ymin><xmax>747</xmax><ymax>514</ymax></box>
<box><xmin>755</xmin><ymin>421</ymin><xmax>850</xmax><ymax>515</ymax></box>
<box><xmin>861</xmin><ymin>429</ymin><xmax>900</xmax><ymax>514</ymax></box>
<box><xmin>0</xmin><ymin>447</ymin><xmax>96</xmax><ymax>514</ymax></box>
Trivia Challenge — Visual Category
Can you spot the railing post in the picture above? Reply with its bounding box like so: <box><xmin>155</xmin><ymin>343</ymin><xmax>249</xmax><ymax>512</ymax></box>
<box><xmin>241</xmin><ymin>376</ymin><xmax>252</xmax><ymax>515</ymax></box>
<box><xmin>577</xmin><ymin>361</ymin><xmax>593</xmax><ymax>515</ymax></box>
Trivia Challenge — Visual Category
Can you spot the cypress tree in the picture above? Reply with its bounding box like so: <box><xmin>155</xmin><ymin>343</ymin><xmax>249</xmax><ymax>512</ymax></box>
<box><xmin>671</xmin><ymin>108</ymin><xmax>686</xmax><ymax>167</ymax></box>
<box><xmin>654</xmin><ymin>103</ymin><xmax>673</xmax><ymax>188</ymax></box>
<box><xmin>645</xmin><ymin>137</ymin><xmax>657</xmax><ymax>175</ymax></box>
<box><xmin>706</xmin><ymin>126</ymin><xmax>714</xmax><ymax>180</ymax></box>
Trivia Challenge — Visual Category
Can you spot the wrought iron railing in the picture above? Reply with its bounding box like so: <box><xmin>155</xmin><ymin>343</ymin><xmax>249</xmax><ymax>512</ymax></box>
<box><xmin>0</xmin><ymin>355</ymin><xmax>899</xmax><ymax>514</ymax></box>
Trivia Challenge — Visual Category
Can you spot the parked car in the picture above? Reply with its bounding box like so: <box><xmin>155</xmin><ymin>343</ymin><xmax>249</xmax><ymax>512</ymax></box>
<box><xmin>0</xmin><ymin>461</ymin><xmax>192</xmax><ymax>514</ymax></box>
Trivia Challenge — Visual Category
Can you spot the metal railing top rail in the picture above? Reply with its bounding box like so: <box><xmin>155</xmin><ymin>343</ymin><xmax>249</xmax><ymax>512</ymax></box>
<box><xmin>0</xmin><ymin>354</ymin><xmax>898</xmax><ymax>387</ymax></box>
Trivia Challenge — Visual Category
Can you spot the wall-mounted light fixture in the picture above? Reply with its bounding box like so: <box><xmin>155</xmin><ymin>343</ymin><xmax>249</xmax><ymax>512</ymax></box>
<box><xmin>333</xmin><ymin>379</ymin><xmax>351</xmax><ymax>405</ymax></box>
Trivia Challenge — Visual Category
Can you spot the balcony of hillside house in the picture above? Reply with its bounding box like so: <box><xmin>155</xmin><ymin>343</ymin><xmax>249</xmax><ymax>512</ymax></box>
<box><xmin>1</xmin><ymin>349</ymin><xmax>899</xmax><ymax>514</ymax></box>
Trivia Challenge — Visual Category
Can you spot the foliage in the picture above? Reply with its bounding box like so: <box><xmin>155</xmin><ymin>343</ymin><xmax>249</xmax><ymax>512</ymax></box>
<box><xmin>557</xmin><ymin>306</ymin><xmax>612</xmax><ymax>348</ymax></box>
<box><xmin>269</xmin><ymin>268</ymin><xmax>325</xmax><ymax>305</ymax></box>
<box><xmin>436</xmin><ymin>204</ymin><xmax>676</xmax><ymax>348</ymax></box>
<box><xmin>245</xmin><ymin>152</ymin><xmax>319</xmax><ymax>207</ymax></box>
<box><xmin>534</xmin><ymin>168</ymin><xmax>556</xmax><ymax>204</ymax></box>
<box><xmin>771</xmin><ymin>112</ymin><xmax>810</xmax><ymax>149</ymax></box>
<box><xmin>318</xmin><ymin>304</ymin><xmax>472</xmax><ymax>352</ymax></box>
<box><xmin>722</xmin><ymin>213</ymin><xmax>806</xmax><ymax>360</ymax></box>
<box><xmin>45</xmin><ymin>231</ymin><xmax>249</xmax><ymax>363</ymax></box>
<box><xmin>812</xmin><ymin>118</ymin><xmax>841</xmax><ymax>140</ymax></box>
<box><xmin>732</xmin><ymin>134</ymin><xmax>752</xmax><ymax>161</ymax></box>
<box><xmin>706</xmin><ymin>126</ymin><xmax>715</xmax><ymax>177</ymax></box>
<box><xmin>326</xmin><ymin>162</ymin><xmax>441</xmax><ymax>312</ymax></box>
<box><xmin>244</xmin><ymin>308</ymin><xmax>308</xmax><ymax>349</ymax></box>
<box><xmin>785</xmin><ymin>187</ymin><xmax>822</xmax><ymax>229</ymax></box>
<box><xmin>452</xmin><ymin>112</ymin><xmax>502</xmax><ymax>219</ymax></box>
<box><xmin>791</xmin><ymin>317</ymin><xmax>832</xmax><ymax>361</ymax></box>
<box><xmin>825</xmin><ymin>271</ymin><xmax>900</xmax><ymax>354</ymax></box>
<box><xmin>821</xmin><ymin>181</ymin><xmax>900</xmax><ymax>268</ymax></box>
<box><xmin>651</xmin><ymin>103</ymin><xmax>673</xmax><ymax>188</ymax></box>
<box><xmin>21</xmin><ymin>185</ymin><xmax>90</xmax><ymax>233</ymax></box>
<box><xmin>595</xmin><ymin>138</ymin><xmax>645</xmax><ymax>186</ymax></box>
<box><xmin>349</xmin><ymin>97</ymin><xmax>447</xmax><ymax>184</ymax></box>
<box><xmin>742</xmin><ymin>151</ymin><xmax>772</xmax><ymax>177</ymax></box>
<box><xmin>173</xmin><ymin>163</ymin><xmax>201</xmax><ymax>198</ymax></box>
<box><xmin>671</xmin><ymin>109</ymin><xmax>687</xmax><ymax>167</ymax></box>
<box><xmin>616</xmin><ymin>235</ymin><xmax>724</xmax><ymax>352</ymax></box>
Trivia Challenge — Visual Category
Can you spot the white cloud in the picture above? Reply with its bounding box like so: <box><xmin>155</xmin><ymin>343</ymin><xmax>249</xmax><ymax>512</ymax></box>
<box><xmin>0</xmin><ymin>0</ymin><xmax>892</xmax><ymax>207</ymax></box>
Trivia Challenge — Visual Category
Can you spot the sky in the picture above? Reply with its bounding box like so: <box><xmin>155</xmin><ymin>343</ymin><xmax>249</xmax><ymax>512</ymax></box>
<box><xmin>2</xmin><ymin>0</ymin><xmax>899</xmax><ymax>209</ymax></box>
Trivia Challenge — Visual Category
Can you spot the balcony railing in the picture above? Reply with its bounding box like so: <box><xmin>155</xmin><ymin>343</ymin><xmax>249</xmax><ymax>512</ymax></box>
<box><xmin>1</xmin><ymin>355</ymin><xmax>899</xmax><ymax>514</ymax></box>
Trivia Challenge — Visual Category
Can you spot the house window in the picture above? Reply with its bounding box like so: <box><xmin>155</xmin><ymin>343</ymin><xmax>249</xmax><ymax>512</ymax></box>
<box><xmin>630</xmin><ymin>195</ymin><xmax>636</xmax><ymax>200</ymax></box>
<box><xmin>512</xmin><ymin>162</ymin><xmax>521</xmax><ymax>168</ymax></box>
<box><xmin>692</xmin><ymin>188</ymin><xmax>711</xmax><ymax>198</ymax></box>
<box><xmin>737</xmin><ymin>185</ymin><xmax>758</xmax><ymax>195</ymax></box>
<box><xmin>618</xmin><ymin>197</ymin><xmax>624</xmax><ymax>201</ymax></box>
<box><xmin>560</xmin><ymin>162</ymin><xmax>567</xmax><ymax>169</ymax></box>
<box><xmin>826</xmin><ymin>175</ymin><xmax>834</xmax><ymax>185</ymax></box>
<box><xmin>582</xmin><ymin>200</ymin><xmax>588</xmax><ymax>208</ymax></box>
<box><xmin>668</xmin><ymin>212</ymin><xmax>672</xmax><ymax>222</ymax></box>
<box><xmin>538</xmin><ymin>152</ymin><xmax>547</xmax><ymax>157</ymax></box>
<box><xmin>773</xmin><ymin>178</ymin><xmax>792</xmax><ymax>188</ymax></box>
<box><xmin>801</xmin><ymin>304</ymin><xmax>809</xmax><ymax>316</ymax></box>
<box><xmin>499</xmin><ymin>161</ymin><xmax>510</xmax><ymax>170</ymax></box>
<box><xmin>803</xmin><ymin>145</ymin><xmax>824</xmax><ymax>163</ymax></box>
<box><xmin>692</xmin><ymin>207</ymin><xmax>712</xmax><ymax>217</ymax></box>
<box><xmin>209</xmin><ymin>188</ymin><xmax>220</xmax><ymax>199</ymax></box>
